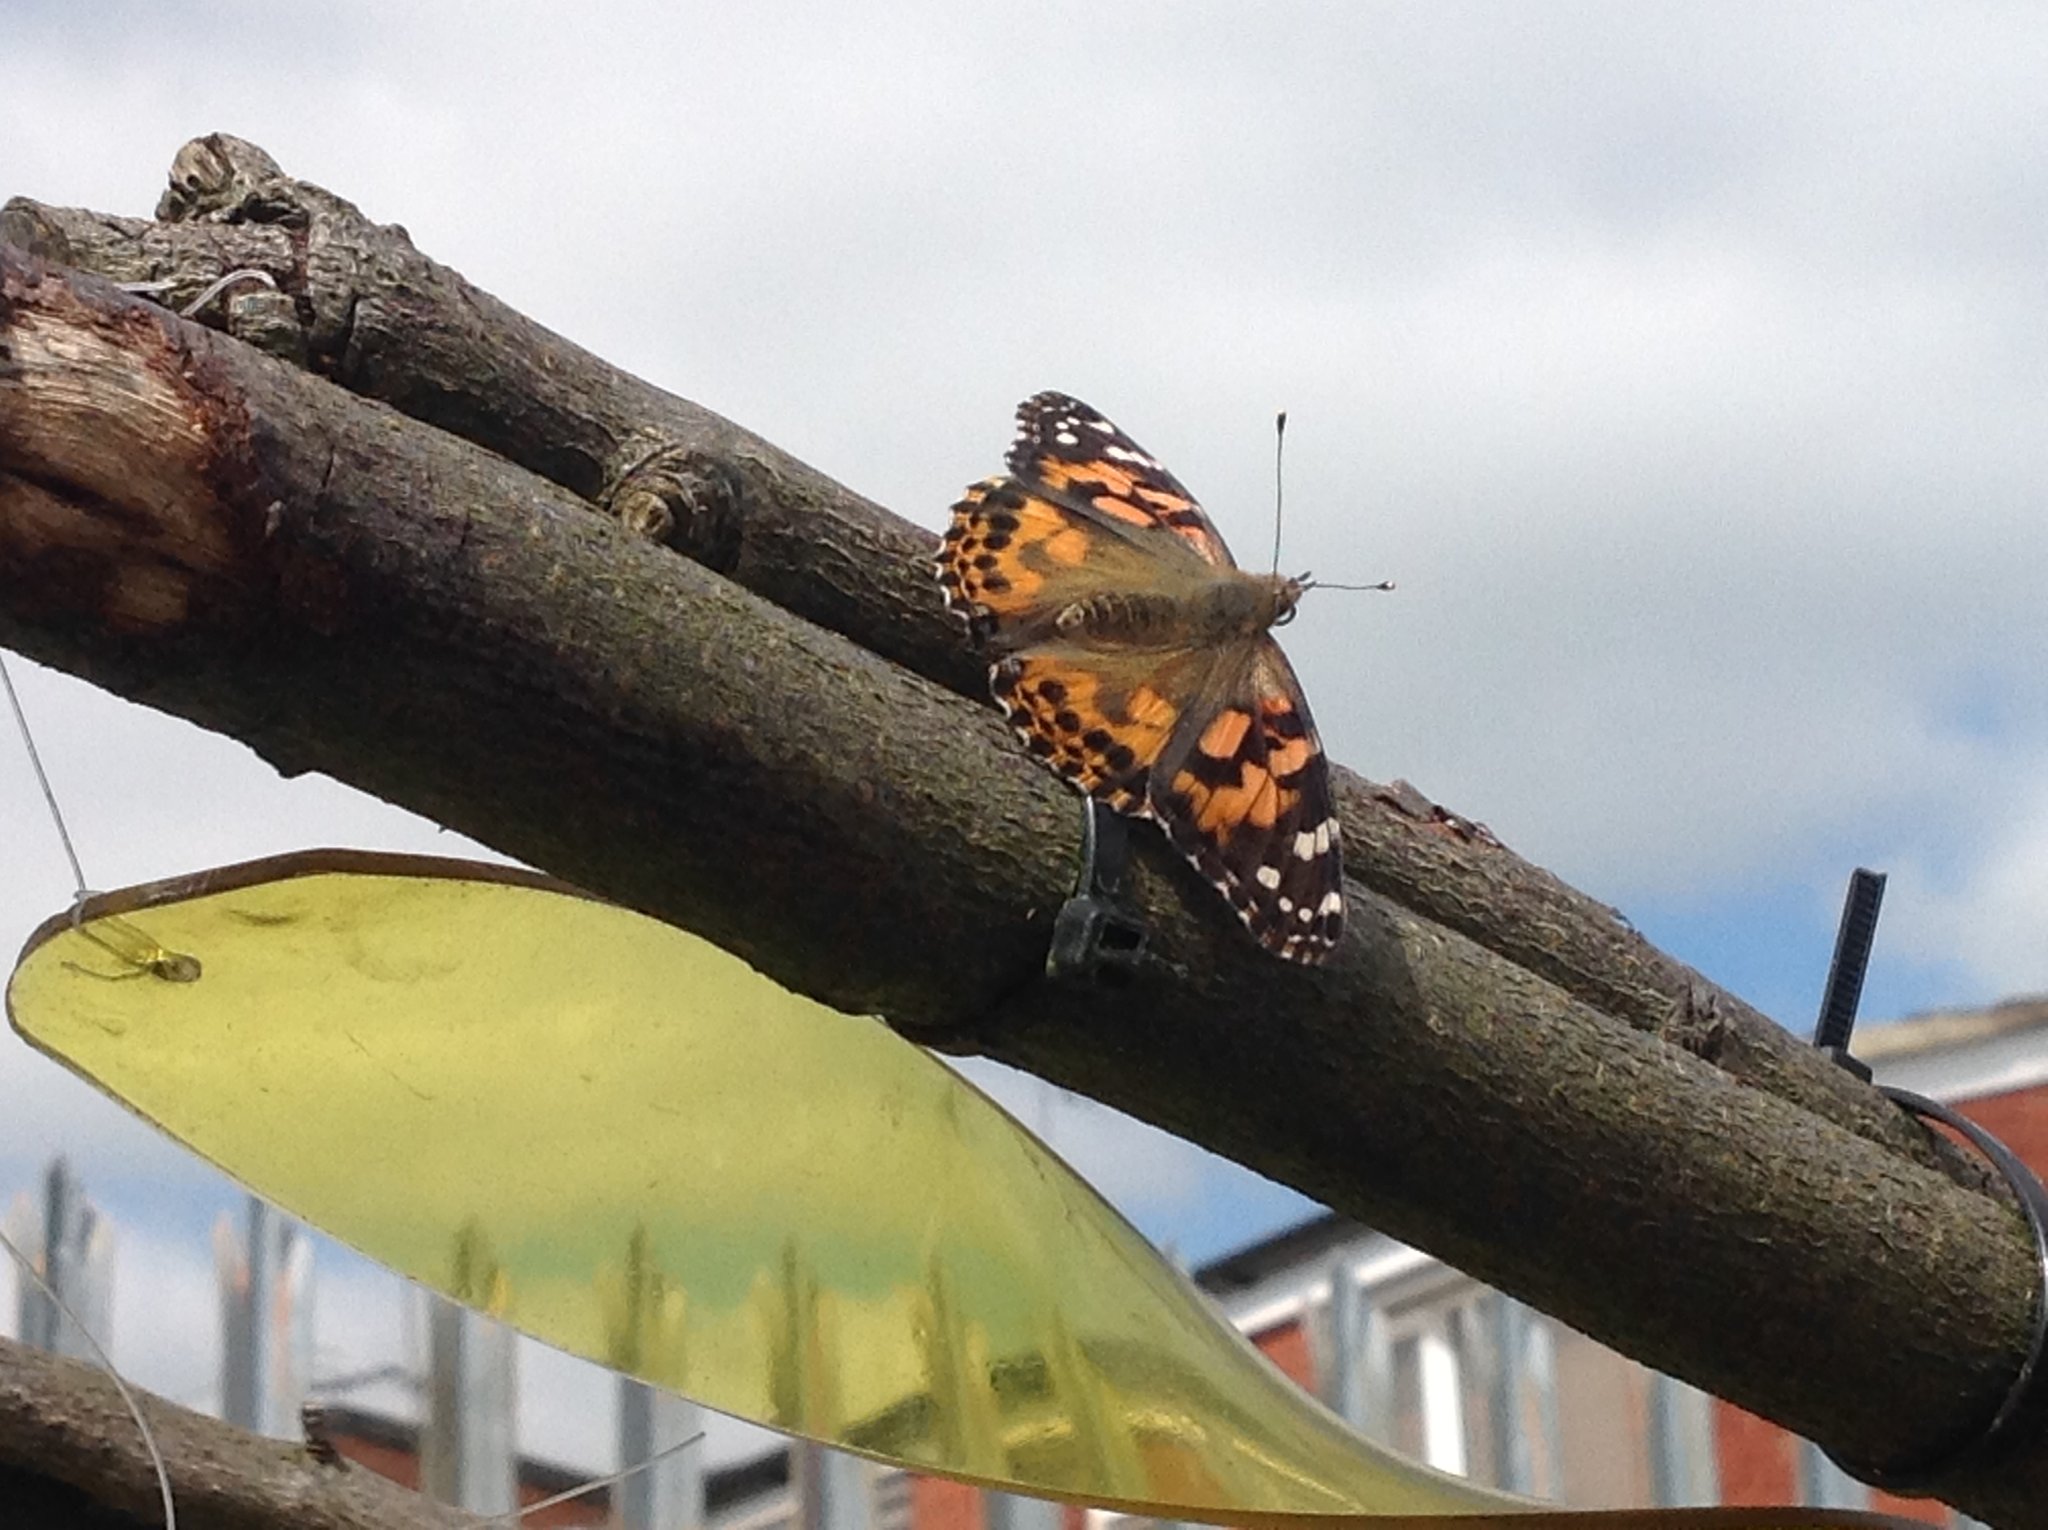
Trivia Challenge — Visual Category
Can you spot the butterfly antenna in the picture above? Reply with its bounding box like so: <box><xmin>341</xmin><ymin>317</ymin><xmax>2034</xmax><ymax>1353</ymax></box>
<box><xmin>1270</xmin><ymin>410</ymin><xmax>1287</xmax><ymax>578</ymax></box>
<box><xmin>1264</xmin><ymin>411</ymin><xmax>1396</xmax><ymax>596</ymax></box>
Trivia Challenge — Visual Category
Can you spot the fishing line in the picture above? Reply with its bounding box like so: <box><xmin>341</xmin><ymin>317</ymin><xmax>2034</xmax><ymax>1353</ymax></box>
<box><xmin>1</xmin><ymin>654</ymin><xmax>89</xmax><ymax>899</ymax></box>
<box><xmin>0</xmin><ymin>1224</ymin><xmax>177</xmax><ymax>1529</ymax></box>
<box><xmin>3</xmin><ymin>657</ymin><xmax>173</xmax><ymax>1517</ymax></box>
<box><xmin>4</xmin><ymin>657</ymin><xmax>690</xmax><ymax>1524</ymax></box>
<box><xmin>468</xmin><ymin>1426</ymin><xmax>706</xmax><ymax>1527</ymax></box>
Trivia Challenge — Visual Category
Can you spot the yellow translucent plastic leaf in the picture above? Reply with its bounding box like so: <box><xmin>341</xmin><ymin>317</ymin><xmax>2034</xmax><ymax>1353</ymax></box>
<box><xmin>5</xmin><ymin>853</ymin><xmax>1914</xmax><ymax>1529</ymax></box>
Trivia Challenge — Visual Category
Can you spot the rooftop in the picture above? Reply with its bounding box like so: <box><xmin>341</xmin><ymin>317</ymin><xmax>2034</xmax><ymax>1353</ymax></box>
<box><xmin>1856</xmin><ymin>993</ymin><xmax>2048</xmax><ymax>1060</ymax></box>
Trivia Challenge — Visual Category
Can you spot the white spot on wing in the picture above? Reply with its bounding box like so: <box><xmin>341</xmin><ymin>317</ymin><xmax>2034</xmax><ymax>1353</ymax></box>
<box><xmin>1255</xmin><ymin>865</ymin><xmax>1282</xmax><ymax>890</ymax></box>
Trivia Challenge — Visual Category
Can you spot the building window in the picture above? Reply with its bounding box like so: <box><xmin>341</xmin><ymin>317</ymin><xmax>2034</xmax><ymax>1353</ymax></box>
<box><xmin>1370</xmin><ymin>1279</ymin><xmax>1561</xmax><ymax>1494</ymax></box>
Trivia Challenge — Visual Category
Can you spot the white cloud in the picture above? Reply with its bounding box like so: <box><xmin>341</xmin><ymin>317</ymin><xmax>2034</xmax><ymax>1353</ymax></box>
<box><xmin>1892</xmin><ymin>765</ymin><xmax>2048</xmax><ymax>1000</ymax></box>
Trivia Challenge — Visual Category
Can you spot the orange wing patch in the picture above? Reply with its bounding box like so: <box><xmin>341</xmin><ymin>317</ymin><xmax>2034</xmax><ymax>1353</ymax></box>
<box><xmin>1169</xmin><ymin>722</ymin><xmax>1296</xmax><ymax>838</ymax></box>
<box><xmin>1027</xmin><ymin>456</ymin><xmax>1226</xmax><ymax>565</ymax></box>
<box><xmin>1153</xmin><ymin>663</ymin><xmax>1344</xmax><ymax>962</ymax></box>
<box><xmin>1004</xmin><ymin>392</ymin><xmax>1234</xmax><ymax>567</ymax></box>
<box><xmin>1033</xmin><ymin>456</ymin><xmax>1202</xmax><ymax>520</ymax></box>
<box><xmin>1175</xmin><ymin>695</ymin><xmax>1319</xmax><ymax>838</ymax></box>
<box><xmin>990</xmin><ymin>655</ymin><xmax>1181</xmax><ymax>814</ymax></box>
<box><xmin>936</xmin><ymin>479</ymin><xmax>1067</xmax><ymax>624</ymax></box>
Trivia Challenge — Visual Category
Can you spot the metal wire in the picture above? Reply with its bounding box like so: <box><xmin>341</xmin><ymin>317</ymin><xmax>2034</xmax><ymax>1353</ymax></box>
<box><xmin>1</xmin><ymin>653</ymin><xmax>88</xmax><ymax>896</ymax></box>
<box><xmin>1</xmin><ymin>1224</ymin><xmax>177</xmax><ymax>1528</ymax></box>
<box><xmin>1832</xmin><ymin>1088</ymin><xmax>2048</xmax><ymax>1494</ymax></box>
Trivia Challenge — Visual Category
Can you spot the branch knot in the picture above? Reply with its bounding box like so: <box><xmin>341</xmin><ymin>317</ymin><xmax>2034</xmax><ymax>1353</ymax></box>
<box><xmin>607</xmin><ymin>446</ymin><xmax>744</xmax><ymax>572</ymax></box>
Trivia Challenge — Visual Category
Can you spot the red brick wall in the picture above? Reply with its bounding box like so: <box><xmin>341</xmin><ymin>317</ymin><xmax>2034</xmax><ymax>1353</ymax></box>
<box><xmin>1711</xmin><ymin>1403</ymin><xmax>1797</xmax><ymax>1506</ymax></box>
<box><xmin>1868</xmin><ymin>1489</ymin><xmax>1952</xmax><ymax>1524</ymax></box>
<box><xmin>910</xmin><ymin>1473</ymin><xmax>984</xmax><ymax>1530</ymax></box>
<box><xmin>330</xmin><ymin>1433</ymin><xmax>421</xmax><ymax>1490</ymax></box>
<box><xmin>1251</xmin><ymin>1318</ymin><xmax>1317</xmax><ymax>1392</ymax></box>
<box><xmin>1957</xmin><ymin>1086</ymin><xmax>2048</xmax><ymax>1167</ymax></box>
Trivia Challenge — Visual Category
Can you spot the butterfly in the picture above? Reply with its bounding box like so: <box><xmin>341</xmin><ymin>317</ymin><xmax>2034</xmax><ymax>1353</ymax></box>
<box><xmin>936</xmin><ymin>392</ymin><xmax>1343</xmax><ymax>963</ymax></box>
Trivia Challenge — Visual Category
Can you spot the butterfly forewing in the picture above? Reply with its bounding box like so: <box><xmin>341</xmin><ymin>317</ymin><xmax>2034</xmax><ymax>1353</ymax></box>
<box><xmin>1007</xmin><ymin>392</ymin><xmax>1236</xmax><ymax>569</ymax></box>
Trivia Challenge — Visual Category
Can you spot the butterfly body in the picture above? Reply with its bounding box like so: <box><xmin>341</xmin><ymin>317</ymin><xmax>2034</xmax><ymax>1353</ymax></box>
<box><xmin>937</xmin><ymin>392</ymin><xmax>1345</xmax><ymax>964</ymax></box>
<box><xmin>1044</xmin><ymin>573</ymin><xmax>1303</xmax><ymax>652</ymax></box>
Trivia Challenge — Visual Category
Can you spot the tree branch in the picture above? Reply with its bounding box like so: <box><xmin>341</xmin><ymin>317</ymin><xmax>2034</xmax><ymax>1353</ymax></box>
<box><xmin>1</xmin><ymin>144</ymin><xmax>2039</xmax><ymax>1523</ymax></box>
<box><xmin>0</xmin><ymin>1334</ymin><xmax>473</xmax><ymax>1530</ymax></box>
<box><xmin>0</xmin><ymin>137</ymin><xmax>1972</xmax><ymax>1193</ymax></box>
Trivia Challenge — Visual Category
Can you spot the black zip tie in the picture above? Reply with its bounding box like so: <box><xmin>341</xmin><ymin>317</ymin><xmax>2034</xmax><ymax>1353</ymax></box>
<box><xmin>1812</xmin><ymin>868</ymin><xmax>1885</xmax><ymax>1080</ymax></box>
<box><xmin>1808</xmin><ymin>867</ymin><xmax>2048</xmax><ymax>1493</ymax></box>
<box><xmin>1045</xmin><ymin>799</ymin><xmax>1147</xmax><ymax>983</ymax></box>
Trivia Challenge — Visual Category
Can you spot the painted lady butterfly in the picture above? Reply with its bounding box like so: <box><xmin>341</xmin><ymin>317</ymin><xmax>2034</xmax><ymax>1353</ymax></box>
<box><xmin>937</xmin><ymin>392</ymin><xmax>1344</xmax><ymax>963</ymax></box>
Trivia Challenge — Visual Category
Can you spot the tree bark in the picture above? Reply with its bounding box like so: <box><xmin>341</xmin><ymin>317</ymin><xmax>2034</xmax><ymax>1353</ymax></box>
<box><xmin>1</xmin><ymin>140</ymin><xmax>2041</xmax><ymax>1524</ymax></box>
<box><xmin>0</xmin><ymin>1334</ymin><xmax>474</xmax><ymax>1530</ymax></box>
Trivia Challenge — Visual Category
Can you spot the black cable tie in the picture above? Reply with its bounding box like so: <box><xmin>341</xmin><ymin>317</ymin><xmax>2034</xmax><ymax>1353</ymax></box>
<box><xmin>1805</xmin><ymin>866</ymin><xmax>2048</xmax><ymax>1491</ymax></box>
<box><xmin>1811</xmin><ymin>867</ymin><xmax>1886</xmax><ymax>1081</ymax></box>
<box><xmin>1045</xmin><ymin>799</ymin><xmax>1147</xmax><ymax>983</ymax></box>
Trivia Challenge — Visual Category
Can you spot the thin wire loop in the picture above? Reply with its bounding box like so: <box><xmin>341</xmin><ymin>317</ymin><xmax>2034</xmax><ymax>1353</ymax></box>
<box><xmin>1826</xmin><ymin>1087</ymin><xmax>2048</xmax><ymax>1494</ymax></box>
<box><xmin>117</xmin><ymin>267</ymin><xmax>278</xmax><ymax>318</ymax></box>
<box><xmin>175</xmin><ymin>268</ymin><xmax>277</xmax><ymax>318</ymax></box>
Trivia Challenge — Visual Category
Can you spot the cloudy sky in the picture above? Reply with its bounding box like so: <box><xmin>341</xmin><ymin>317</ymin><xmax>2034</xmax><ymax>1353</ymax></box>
<box><xmin>5</xmin><ymin>0</ymin><xmax>2047</xmax><ymax>1486</ymax></box>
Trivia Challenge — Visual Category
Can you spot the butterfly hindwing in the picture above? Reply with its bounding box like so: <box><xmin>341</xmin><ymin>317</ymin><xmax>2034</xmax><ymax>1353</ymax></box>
<box><xmin>990</xmin><ymin>646</ymin><xmax>1207</xmax><ymax>816</ymax></box>
<box><xmin>1153</xmin><ymin>642</ymin><xmax>1344</xmax><ymax>962</ymax></box>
